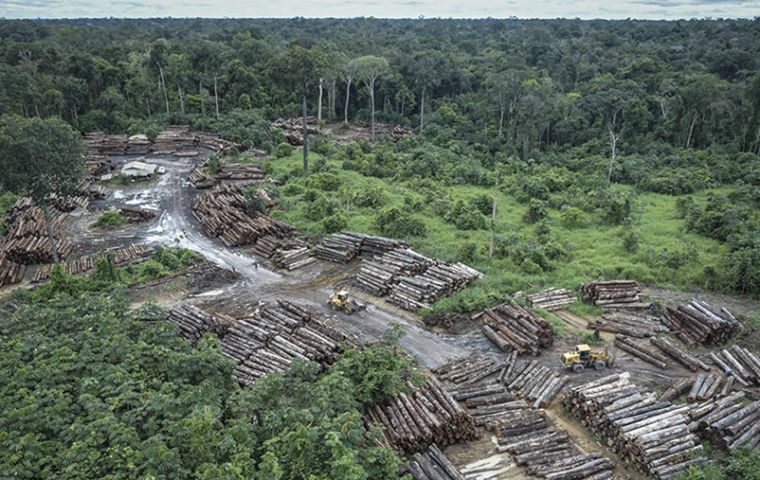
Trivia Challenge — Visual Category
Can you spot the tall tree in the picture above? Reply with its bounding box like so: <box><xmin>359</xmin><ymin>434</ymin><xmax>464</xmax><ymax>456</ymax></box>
<box><xmin>343</xmin><ymin>58</ymin><xmax>361</xmax><ymax>125</ymax></box>
<box><xmin>270</xmin><ymin>46</ymin><xmax>326</xmax><ymax>175</ymax></box>
<box><xmin>354</xmin><ymin>56</ymin><xmax>390</xmax><ymax>141</ymax></box>
<box><xmin>0</xmin><ymin>115</ymin><xmax>85</xmax><ymax>262</ymax></box>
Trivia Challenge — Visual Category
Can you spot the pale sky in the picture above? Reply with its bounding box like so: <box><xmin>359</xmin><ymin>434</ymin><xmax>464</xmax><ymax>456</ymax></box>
<box><xmin>0</xmin><ymin>0</ymin><xmax>758</xmax><ymax>19</ymax></box>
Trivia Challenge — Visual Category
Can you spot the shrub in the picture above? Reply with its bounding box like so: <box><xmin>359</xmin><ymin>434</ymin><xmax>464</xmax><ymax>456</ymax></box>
<box><xmin>304</xmin><ymin>171</ymin><xmax>342</xmax><ymax>192</ymax></box>
<box><xmin>275</xmin><ymin>142</ymin><xmax>293</xmax><ymax>158</ymax></box>
<box><xmin>322</xmin><ymin>213</ymin><xmax>348</xmax><ymax>233</ymax></box>
<box><xmin>560</xmin><ymin>207</ymin><xmax>587</xmax><ymax>229</ymax></box>
<box><xmin>523</xmin><ymin>198</ymin><xmax>548</xmax><ymax>224</ymax></box>
<box><xmin>470</xmin><ymin>194</ymin><xmax>492</xmax><ymax>216</ymax></box>
<box><xmin>92</xmin><ymin>211</ymin><xmax>127</xmax><ymax>229</ymax></box>
<box><xmin>305</xmin><ymin>195</ymin><xmax>341</xmax><ymax>221</ymax></box>
<box><xmin>458</xmin><ymin>242</ymin><xmax>478</xmax><ymax>263</ymax></box>
<box><xmin>354</xmin><ymin>186</ymin><xmax>388</xmax><ymax>208</ymax></box>
<box><xmin>445</xmin><ymin>200</ymin><xmax>487</xmax><ymax>230</ymax></box>
<box><xmin>622</xmin><ymin>228</ymin><xmax>640</xmax><ymax>253</ymax></box>
<box><xmin>375</xmin><ymin>207</ymin><xmax>427</xmax><ymax>238</ymax></box>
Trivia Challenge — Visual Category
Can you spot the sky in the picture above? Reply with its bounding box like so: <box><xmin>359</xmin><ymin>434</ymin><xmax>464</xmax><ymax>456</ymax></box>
<box><xmin>0</xmin><ymin>0</ymin><xmax>758</xmax><ymax>20</ymax></box>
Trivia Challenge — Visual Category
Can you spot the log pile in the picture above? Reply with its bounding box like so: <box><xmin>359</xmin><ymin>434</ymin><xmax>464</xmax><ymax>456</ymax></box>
<box><xmin>168</xmin><ymin>304</ymin><xmax>232</xmax><ymax>343</ymax></box>
<box><xmin>315</xmin><ymin>231</ymin><xmax>406</xmax><ymax>263</ymax></box>
<box><xmin>472</xmin><ymin>302</ymin><xmax>555</xmax><ymax>355</ymax></box>
<box><xmin>387</xmin><ymin>262</ymin><xmax>482</xmax><ymax>312</ymax></box>
<box><xmin>406</xmin><ymin>444</ymin><xmax>465</xmax><ymax>480</ymax></box>
<box><xmin>496</xmin><ymin>407</ymin><xmax>616</xmax><ymax>480</ymax></box>
<box><xmin>218</xmin><ymin>300</ymin><xmax>355</xmax><ymax>385</ymax></box>
<box><xmin>31</xmin><ymin>244</ymin><xmax>153</xmax><ymax>282</ymax></box>
<box><xmin>450</xmin><ymin>381</ymin><xmax>528</xmax><ymax>429</ymax></box>
<box><xmin>195</xmin><ymin>132</ymin><xmax>237</xmax><ymax>153</ymax></box>
<box><xmin>614</xmin><ymin>335</ymin><xmax>670</xmax><ymax>369</ymax></box>
<box><xmin>272</xmin><ymin>117</ymin><xmax>319</xmax><ymax>145</ymax></box>
<box><xmin>687</xmin><ymin>391</ymin><xmax>760</xmax><ymax>450</ymax></box>
<box><xmin>214</xmin><ymin>163</ymin><xmax>265</xmax><ymax>181</ymax></box>
<box><xmin>527</xmin><ymin>288</ymin><xmax>576</xmax><ymax>311</ymax></box>
<box><xmin>127</xmin><ymin>134</ymin><xmax>150</xmax><ymax>154</ymax></box>
<box><xmin>685</xmin><ymin>373</ymin><xmax>725</xmax><ymax>402</ymax></box>
<box><xmin>589</xmin><ymin>310</ymin><xmax>668</xmax><ymax>338</ymax></box>
<box><xmin>1</xmin><ymin>204</ymin><xmax>72</xmax><ymax>265</ymax></box>
<box><xmin>0</xmin><ymin>256</ymin><xmax>26</xmax><ymax>286</ymax></box>
<box><xmin>708</xmin><ymin>346</ymin><xmax>760</xmax><ymax>387</ymax></box>
<box><xmin>77</xmin><ymin>180</ymin><xmax>109</xmax><ymax>199</ymax></box>
<box><xmin>356</xmin><ymin>248</ymin><xmax>434</xmax><ymax>296</ymax></box>
<box><xmin>347</xmin><ymin>122</ymin><xmax>415</xmax><ymax>142</ymax></box>
<box><xmin>364</xmin><ymin>376</ymin><xmax>476</xmax><ymax>454</ymax></box>
<box><xmin>271</xmin><ymin>244</ymin><xmax>315</xmax><ymax>271</ymax></box>
<box><xmin>189</xmin><ymin>163</ymin><xmax>215</xmax><ymax>188</ymax></box>
<box><xmin>649</xmin><ymin>336</ymin><xmax>710</xmax><ymax>372</ymax></box>
<box><xmin>661</xmin><ymin>299</ymin><xmax>742</xmax><ymax>345</ymax></box>
<box><xmin>192</xmin><ymin>184</ymin><xmax>296</xmax><ymax>247</ymax></box>
<box><xmin>433</xmin><ymin>353</ymin><xmax>513</xmax><ymax>386</ymax></box>
<box><xmin>562</xmin><ymin>372</ymin><xmax>704</xmax><ymax>479</ymax></box>
<box><xmin>83</xmin><ymin>132</ymin><xmax>128</xmax><ymax>155</ymax></box>
<box><xmin>580</xmin><ymin>280</ymin><xmax>650</xmax><ymax>309</ymax></box>
<box><xmin>120</xmin><ymin>206</ymin><xmax>158</xmax><ymax>223</ymax></box>
<box><xmin>151</xmin><ymin>125</ymin><xmax>196</xmax><ymax>154</ymax></box>
<box><xmin>506</xmin><ymin>360</ymin><xmax>569</xmax><ymax>408</ymax></box>
<box><xmin>85</xmin><ymin>155</ymin><xmax>111</xmax><ymax>178</ymax></box>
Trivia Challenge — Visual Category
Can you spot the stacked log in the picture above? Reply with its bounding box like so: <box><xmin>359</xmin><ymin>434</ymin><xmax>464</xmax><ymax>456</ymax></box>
<box><xmin>660</xmin><ymin>378</ymin><xmax>696</xmax><ymax>403</ymax></box>
<box><xmin>589</xmin><ymin>310</ymin><xmax>668</xmax><ymax>338</ymax></box>
<box><xmin>580</xmin><ymin>280</ymin><xmax>650</xmax><ymax>309</ymax></box>
<box><xmin>127</xmin><ymin>134</ymin><xmax>150</xmax><ymax>154</ymax></box>
<box><xmin>406</xmin><ymin>444</ymin><xmax>465</xmax><ymax>480</ymax></box>
<box><xmin>1</xmin><ymin>204</ymin><xmax>72</xmax><ymax>264</ymax></box>
<box><xmin>85</xmin><ymin>154</ymin><xmax>111</xmax><ymax>178</ymax></box>
<box><xmin>218</xmin><ymin>300</ymin><xmax>355</xmax><ymax>385</ymax></box>
<box><xmin>31</xmin><ymin>244</ymin><xmax>153</xmax><ymax>282</ymax></box>
<box><xmin>120</xmin><ymin>206</ymin><xmax>158</xmax><ymax>223</ymax></box>
<box><xmin>192</xmin><ymin>184</ymin><xmax>296</xmax><ymax>247</ymax></box>
<box><xmin>168</xmin><ymin>304</ymin><xmax>231</xmax><ymax>342</ymax></box>
<box><xmin>271</xmin><ymin>245</ymin><xmax>315</xmax><ymax>270</ymax></box>
<box><xmin>496</xmin><ymin>407</ymin><xmax>616</xmax><ymax>479</ymax></box>
<box><xmin>661</xmin><ymin>299</ymin><xmax>742</xmax><ymax>345</ymax></box>
<box><xmin>77</xmin><ymin>180</ymin><xmax>109</xmax><ymax>199</ymax></box>
<box><xmin>450</xmin><ymin>381</ymin><xmax>529</xmax><ymax>429</ymax></box>
<box><xmin>364</xmin><ymin>376</ymin><xmax>477</xmax><ymax>453</ymax></box>
<box><xmin>358</xmin><ymin>234</ymin><xmax>408</xmax><ymax>256</ymax></box>
<box><xmin>388</xmin><ymin>262</ymin><xmax>482</xmax><ymax>312</ymax></box>
<box><xmin>688</xmin><ymin>391</ymin><xmax>760</xmax><ymax>450</ymax></box>
<box><xmin>505</xmin><ymin>360</ymin><xmax>569</xmax><ymax>408</ymax></box>
<box><xmin>83</xmin><ymin>132</ymin><xmax>128</xmax><ymax>155</ymax></box>
<box><xmin>686</xmin><ymin>373</ymin><xmax>724</xmax><ymax>402</ymax></box>
<box><xmin>272</xmin><ymin>117</ymin><xmax>319</xmax><ymax>145</ymax></box>
<box><xmin>151</xmin><ymin>125</ymin><xmax>196</xmax><ymax>154</ymax></box>
<box><xmin>433</xmin><ymin>353</ymin><xmax>513</xmax><ymax>386</ymax></box>
<box><xmin>527</xmin><ymin>288</ymin><xmax>576</xmax><ymax>311</ymax></box>
<box><xmin>314</xmin><ymin>231</ymin><xmax>366</xmax><ymax>262</ymax></box>
<box><xmin>356</xmin><ymin>248</ymin><xmax>434</xmax><ymax>296</ymax></box>
<box><xmin>473</xmin><ymin>302</ymin><xmax>555</xmax><ymax>355</ymax></box>
<box><xmin>708</xmin><ymin>346</ymin><xmax>760</xmax><ymax>387</ymax></box>
<box><xmin>562</xmin><ymin>373</ymin><xmax>704</xmax><ymax>479</ymax></box>
<box><xmin>649</xmin><ymin>336</ymin><xmax>710</xmax><ymax>372</ymax></box>
<box><xmin>189</xmin><ymin>164</ymin><xmax>215</xmax><ymax>188</ymax></box>
<box><xmin>195</xmin><ymin>132</ymin><xmax>237</xmax><ymax>153</ymax></box>
<box><xmin>345</xmin><ymin>122</ymin><xmax>415</xmax><ymax>142</ymax></box>
<box><xmin>214</xmin><ymin>164</ymin><xmax>265</xmax><ymax>181</ymax></box>
<box><xmin>614</xmin><ymin>335</ymin><xmax>669</xmax><ymax>369</ymax></box>
<box><xmin>0</xmin><ymin>256</ymin><xmax>26</xmax><ymax>286</ymax></box>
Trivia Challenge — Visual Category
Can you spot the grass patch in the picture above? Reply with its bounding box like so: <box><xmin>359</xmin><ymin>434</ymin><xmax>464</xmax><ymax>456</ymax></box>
<box><xmin>92</xmin><ymin>211</ymin><xmax>127</xmax><ymax>229</ymax></box>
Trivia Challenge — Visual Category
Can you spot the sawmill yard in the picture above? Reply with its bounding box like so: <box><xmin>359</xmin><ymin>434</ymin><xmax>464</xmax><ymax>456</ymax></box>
<box><xmin>3</xmin><ymin>16</ymin><xmax>760</xmax><ymax>480</ymax></box>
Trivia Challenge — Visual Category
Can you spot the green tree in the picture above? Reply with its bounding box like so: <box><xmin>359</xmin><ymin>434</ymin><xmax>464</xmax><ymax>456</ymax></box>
<box><xmin>353</xmin><ymin>56</ymin><xmax>390</xmax><ymax>141</ymax></box>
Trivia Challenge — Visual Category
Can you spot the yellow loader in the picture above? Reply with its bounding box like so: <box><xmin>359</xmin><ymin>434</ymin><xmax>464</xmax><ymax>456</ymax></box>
<box><xmin>328</xmin><ymin>290</ymin><xmax>365</xmax><ymax>314</ymax></box>
<box><xmin>561</xmin><ymin>344</ymin><xmax>615</xmax><ymax>373</ymax></box>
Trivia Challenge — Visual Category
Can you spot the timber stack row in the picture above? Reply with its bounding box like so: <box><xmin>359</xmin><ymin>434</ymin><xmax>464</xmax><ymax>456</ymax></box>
<box><xmin>684</xmin><ymin>373</ymin><xmax>727</xmax><ymax>402</ymax></box>
<box><xmin>449</xmin><ymin>381</ymin><xmax>529</xmax><ymax>429</ymax></box>
<box><xmin>707</xmin><ymin>345</ymin><xmax>760</xmax><ymax>387</ymax></box>
<box><xmin>688</xmin><ymin>391</ymin><xmax>760</xmax><ymax>450</ymax></box>
<box><xmin>364</xmin><ymin>376</ymin><xmax>477</xmax><ymax>454</ymax></box>
<box><xmin>120</xmin><ymin>206</ymin><xmax>158</xmax><ymax>223</ymax></box>
<box><xmin>193</xmin><ymin>184</ymin><xmax>295</xmax><ymax>247</ymax></box>
<box><xmin>251</xmin><ymin>235</ymin><xmax>315</xmax><ymax>270</ymax></box>
<box><xmin>388</xmin><ymin>262</ymin><xmax>482</xmax><ymax>312</ymax></box>
<box><xmin>649</xmin><ymin>336</ymin><xmax>710</xmax><ymax>372</ymax></box>
<box><xmin>506</xmin><ymin>359</ymin><xmax>569</xmax><ymax>408</ymax></box>
<box><xmin>589</xmin><ymin>310</ymin><xmax>668</xmax><ymax>338</ymax></box>
<box><xmin>1</xmin><ymin>204</ymin><xmax>72</xmax><ymax>265</ymax></box>
<box><xmin>84</xmin><ymin>127</ymin><xmax>236</xmax><ymax>156</ymax></box>
<box><xmin>349</xmin><ymin>121</ymin><xmax>415</xmax><ymax>142</ymax></box>
<box><xmin>496</xmin><ymin>407</ymin><xmax>617</xmax><ymax>480</ymax></box>
<box><xmin>83</xmin><ymin>132</ymin><xmax>128</xmax><ymax>155</ymax></box>
<box><xmin>581</xmin><ymin>280</ymin><xmax>650</xmax><ymax>309</ymax></box>
<box><xmin>527</xmin><ymin>288</ymin><xmax>576</xmax><ymax>311</ymax></box>
<box><xmin>356</xmin><ymin>248</ymin><xmax>433</xmax><ymax>295</ymax></box>
<box><xmin>218</xmin><ymin>300</ymin><xmax>355</xmax><ymax>385</ymax></box>
<box><xmin>86</xmin><ymin>154</ymin><xmax>111</xmax><ymax>178</ymax></box>
<box><xmin>31</xmin><ymin>244</ymin><xmax>152</xmax><ymax>283</ymax></box>
<box><xmin>614</xmin><ymin>335</ymin><xmax>670</xmax><ymax>369</ymax></box>
<box><xmin>189</xmin><ymin>162</ymin><xmax>215</xmax><ymax>188</ymax></box>
<box><xmin>472</xmin><ymin>301</ymin><xmax>555</xmax><ymax>355</ymax></box>
<box><xmin>214</xmin><ymin>163</ymin><xmax>265</xmax><ymax>181</ymax></box>
<box><xmin>272</xmin><ymin>117</ymin><xmax>319</xmax><ymax>145</ymax></box>
<box><xmin>151</xmin><ymin>125</ymin><xmax>197</xmax><ymax>154</ymax></box>
<box><xmin>433</xmin><ymin>353</ymin><xmax>515</xmax><ymax>386</ymax></box>
<box><xmin>405</xmin><ymin>444</ymin><xmax>465</xmax><ymax>480</ymax></box>
<box><xmin>168</xmin><ymin>304</ymin><xmax>233</xmax><ymax>343</ymax></box>
<box><xmin>0</xmin><ymin>256</ymin><xmax>25</xmax><ymax>286</ymax></box>
<box><xmin>562</xmin><ymin>372</ymin><xmax>704</xmax><ymax>479</ymax></box>
<box><xmin>315</xmin><ymin>231</ymin><xmax>407</xmax><ymax>263</ymax></box>
<box><xmin>662</xmin><ymin>299</ymin><xmax>742</xmax><ymax>345</ymax></box>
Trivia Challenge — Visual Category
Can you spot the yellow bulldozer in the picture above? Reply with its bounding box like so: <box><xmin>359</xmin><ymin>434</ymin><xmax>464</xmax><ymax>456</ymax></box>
<box><xmin>328</xmin><ymin>290</ymin><xmax>365</xmax><ymax>314</ymax></box>
<box><xmin>561</xmin><ymin>344</ymin><xmax>615</xmax><ymax>373</ymax></box>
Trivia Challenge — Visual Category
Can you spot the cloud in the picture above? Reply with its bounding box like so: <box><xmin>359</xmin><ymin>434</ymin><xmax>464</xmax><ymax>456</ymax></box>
<box><xmin>0</xmin><ymin>0</ymin><xmax>758</xmax><ymax>19</ymax></box>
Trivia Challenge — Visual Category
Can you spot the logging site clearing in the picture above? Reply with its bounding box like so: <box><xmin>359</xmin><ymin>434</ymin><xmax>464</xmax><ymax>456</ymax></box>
<box><xmin>2</xmin><ymin>124</ymin><xmax>759</xmax><ymax>480</ymax></box>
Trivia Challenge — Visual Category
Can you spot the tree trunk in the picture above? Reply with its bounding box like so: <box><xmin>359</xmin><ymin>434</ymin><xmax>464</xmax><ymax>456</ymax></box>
<box><xmin>608</xmin><ymin>126</ymin><xmax>619</xmax><ymax>186</ymax></box>
<box><xmin>157</xmin><ymin>62</ymin><xmax>169</xmax><ymax>114</ymax></box>
<box><xmin>754</xmin><ymin>122</ymin><xmax>760</xmax><ymax>156</ymax></box>
<box><xmin>370</xmin><ymin>77</ymin><xmax>376</xmax><ymax>141</ymax></box>
<box><xmin>489</xmin><ymin>177</ymin><xmax>498</xmax><ymax>258</ymax></box>
<box><xmin>302</xmin><ymin>89</ymin><xmax>309</xmax><ymax>176</ymax></box>
<box><xmin>344</xmin><ymin>76</ymin><xmax>352</xmax><ymax>124</ymax></box>
<box><xmin>330</xmin><ymin>79</ymin><xmax>337</xmax><ymax>119</ymax></box>
<box><xmin>317</xmin><ymin>77</ymin><xmax>323</xmax><ymax>132</ymax></box>
<box><xmin>146</xmin><ymin>97</ymin><xmax>151</xmax><ymax>117</ymax></box>
<box><xmin>177</xmin><ymin>82</ymin><xmax>185</xmax><ymax>114</ymax></box>
<box><xmin>41</xmin><ymin>204</ymin><xmax>60</xmax><ymax>264</ymax></box>
<box><xmin>420</xmin><ymin>86</ymin><xmax>426</xmax><ymax>134</ymax></box>
<box><xmin>199</xmin><ymin>79</ymin><xmax>205</xmax><ymax>116</ymax></box>
<box><xmin>213</xmin><ymin>72</ymin><xmax>220</xmax><ymax>119</ymax></box>
<box><xmin>498</xmin><ymin>97</ymin><xmax>505</xmax><ymax>138</ymax></box>
<box><xmin>686</xmin><ymin>112</ymin><xmax>698</xmax><ymax>148</ymax></box>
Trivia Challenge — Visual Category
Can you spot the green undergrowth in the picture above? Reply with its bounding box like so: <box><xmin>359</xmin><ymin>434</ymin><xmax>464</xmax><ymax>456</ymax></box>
<box><xmin>0</xmin><ymin>191</ymin><xmax>18</xmax><ymax>236</ymax></box>
<box><xmin>263</xmin><ymin>150</ymin><xmax>727</xmax><ymax>315</ymax></box>
<box><xmin>92</xmin><ymin>210</ymin><xmax>127</xmax><ymax>229</ymax></box>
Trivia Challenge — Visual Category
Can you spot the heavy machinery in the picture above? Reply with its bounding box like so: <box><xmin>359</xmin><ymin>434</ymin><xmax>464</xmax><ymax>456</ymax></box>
<box><xmin>328</xmin><ymin>290</ymin><xmax>365</xmax><ymax>314</ymax></box>
<box><xmin>561</xmin><ymin>344</ymin><xmax>615</xmax><ymax>373</ymax></box>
